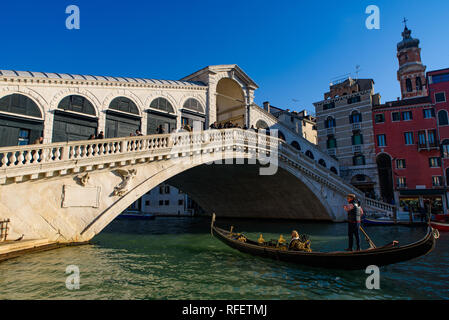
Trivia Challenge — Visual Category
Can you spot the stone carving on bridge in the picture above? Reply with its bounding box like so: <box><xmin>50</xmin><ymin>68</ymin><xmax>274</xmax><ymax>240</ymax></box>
<box><xmin>112</xmin><ymin>169</ymin><xmax>137</xmax><ymax>197</ymax></box>
<box><xmin>75</xmin><ymin>173</ymin><xmax>90</xmax><ymax>187</ymax></box>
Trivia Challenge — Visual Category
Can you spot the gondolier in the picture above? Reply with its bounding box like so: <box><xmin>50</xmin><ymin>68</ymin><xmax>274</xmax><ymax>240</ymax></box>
<box><xmin>343</xmin><ymin>194</ymin><xmax>364</xmax><ymax>252</ymax></box>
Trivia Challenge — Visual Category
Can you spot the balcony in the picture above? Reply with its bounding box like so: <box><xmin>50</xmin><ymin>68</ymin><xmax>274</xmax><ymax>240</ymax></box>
<box><xmin>352</xmin><ymin>123</ymin><xmax>361</xmax><ymax>131</ymax></box>
<box><xmin>418</xmin><ymin>141</ymin><xmax>439</xmax><ymax>152</ymax></box>
<box><xmin>327</xmin><ymin>148</ymin><xmax>336</xmax><ymax>157</ymax></box>
<box><xmin>326</xmin><ymin>127</ymin><xmax>335</xmax><ymax>135</ymax></box>
<box><xmin>352</xmin><ymin>145</ymin><xmax>363</xmax><ymax>153</ymax></box>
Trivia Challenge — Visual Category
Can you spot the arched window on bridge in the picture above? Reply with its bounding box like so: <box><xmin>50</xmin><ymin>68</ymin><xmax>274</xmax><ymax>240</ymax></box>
<box><xmin>148</xmin><ymin>97</ymin><xmax>177</xmax><ymax>134</ymax></box>
<box><xmin>183</xmin><ymin>98</ymin><xmax>204</xmax><ymax>114</ymax></box>
<box><xmin>318</xmin><ymin>159</ymin><xmax>327</xmax><ymax>167</ymax></box>
<box><xmin>305</xmin><ymin>150</ymin><xmax>315</xmax><ymax>160</ymax></box>
<box><xmin>182</xmin><ymin>98</ymin><xmax>205</xmax><ymax>131</ymax></box>
<box><xmin>291</xmin><ymin>141</ymin><xmax>301</xmax><ymax>150</ymax></box>
<box><xmin>109</xmin><ymin>97</ymin><xmax>139</xmax><ymax>115</ymax></box>
<box><xmin>255</xmin><ymin>120</ymin><xmax>269</xmax><ymax>130</ymax></box>
<box><xmin>106</xmin><ymin>97</ymin><xmax>141</xmax><ymax>138</ymax></box>
<box><xmin>53</xmin><ymin>95</ymin><xmax>98</xmax><ymax>143</ymax></box>
<box><xmin>330</xmin><ymin>167</ymin><xmax>338</xmax><ymax>175</ymax></box>
<box><xmin>0</xmin><ymin>94</ymin><xmax>44</xmax><ymax>147</ymax></box>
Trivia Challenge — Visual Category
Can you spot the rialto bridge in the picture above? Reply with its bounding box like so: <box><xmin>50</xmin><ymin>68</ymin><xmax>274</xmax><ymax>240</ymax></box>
<box><xmin>0</xmin><ymin>65</ymin><xmax>395</xmax><ymax>244</ymax></box>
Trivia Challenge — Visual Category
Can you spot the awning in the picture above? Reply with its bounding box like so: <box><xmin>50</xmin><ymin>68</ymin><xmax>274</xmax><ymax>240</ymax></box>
<box><xmin>400</xmin><ymin>189</ymin><xmax>446</xmax><ymax>196</ymax></box>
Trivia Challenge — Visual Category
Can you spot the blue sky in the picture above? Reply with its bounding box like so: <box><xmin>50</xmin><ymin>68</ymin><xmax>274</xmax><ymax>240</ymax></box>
<box><xmin>1</xmin><ymin>0</ymin><xmax>448</xmax><ymax>114</ymax></box>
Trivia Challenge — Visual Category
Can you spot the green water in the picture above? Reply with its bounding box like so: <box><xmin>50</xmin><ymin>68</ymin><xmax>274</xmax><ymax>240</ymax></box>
<box><xmin>0</xmin><ymin>217</ymin><xmax>448</xmax><ymax>300</ymax></box>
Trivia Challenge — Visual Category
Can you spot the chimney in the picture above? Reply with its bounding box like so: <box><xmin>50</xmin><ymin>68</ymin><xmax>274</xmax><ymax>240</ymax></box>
<box><xmin>263</xmin><ymin>101</ymin><xmax>270</xmax><ymax>113</ymax></box>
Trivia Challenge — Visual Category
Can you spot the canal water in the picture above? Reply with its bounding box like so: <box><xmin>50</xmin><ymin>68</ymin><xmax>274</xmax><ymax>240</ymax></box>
<box><xmin>0</xmin><ymin>217</ymin><xmax>448</xmax><ymax>300</ymax></box>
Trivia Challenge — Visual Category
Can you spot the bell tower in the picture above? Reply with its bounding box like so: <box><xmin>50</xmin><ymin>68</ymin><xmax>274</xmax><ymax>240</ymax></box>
<box><xmin>396</xmin><ymin>20</ymin><xmax>427</xmax><ymax>99</ymax></box>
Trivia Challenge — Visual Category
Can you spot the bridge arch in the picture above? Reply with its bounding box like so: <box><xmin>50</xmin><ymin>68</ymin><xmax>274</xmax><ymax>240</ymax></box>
<box><xmin>216</xmin><ymin>78</ymin><xmax>246</xmax><ymax>127</ymax></box>
<box><xmin>80</xmin><ymin>153</ymin><xmax>335</xmax><ymax>239</ymax></box>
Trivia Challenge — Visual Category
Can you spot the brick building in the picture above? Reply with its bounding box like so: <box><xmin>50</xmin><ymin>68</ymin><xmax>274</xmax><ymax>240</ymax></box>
<box><xmin>373</xmin><ymin>25</ymin><xmax>446</xmax><ymax>214</ymax></box>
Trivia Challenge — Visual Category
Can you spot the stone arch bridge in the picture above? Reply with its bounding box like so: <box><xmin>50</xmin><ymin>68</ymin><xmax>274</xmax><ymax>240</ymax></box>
<box><xmin>0</xmin><ymin>129</ymin><xmax>394</xmax><ymax>244</ymax></box>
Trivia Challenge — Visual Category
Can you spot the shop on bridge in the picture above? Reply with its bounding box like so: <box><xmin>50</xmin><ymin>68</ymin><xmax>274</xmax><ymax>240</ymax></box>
<box><xmin>181</xmin><ymin>98</ymin><xmax>205</xmax><ymax>131</ymax></box>
<box><xmin>147</xmin><ymin>97</ymin><xmax>177</xmax><ymax>134</ymax></box>
<box><xmin>105</xmin><ymin>97</ymin><xmax>141</xmax><ymax>138</ymax></box>
<box><xmin>0</xmin><ymin>94</ymin><xmax>44</xmax><ymax>147</ymax></box>
<box><xmin>52</xmin><ymin>95</ymin><xmax>98</xmax><ymax>143</ymax></box>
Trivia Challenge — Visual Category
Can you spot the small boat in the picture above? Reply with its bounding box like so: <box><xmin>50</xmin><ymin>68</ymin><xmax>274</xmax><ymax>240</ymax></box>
<box><xmin>211</xmin><ymin>214</ymin><xmax>438</xmax><ymax>270</ymax></box>
<box><xmin>430</xmin><ymin>221</ymin><xmax>449</xmax><ymax>232</ymax></box>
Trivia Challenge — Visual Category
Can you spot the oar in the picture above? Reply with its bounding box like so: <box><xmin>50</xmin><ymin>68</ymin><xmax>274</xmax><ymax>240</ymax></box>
<box><xmin>359</xmin><ymin>225</ymin><xmax>377</xmax><ymax>249</ymax></box>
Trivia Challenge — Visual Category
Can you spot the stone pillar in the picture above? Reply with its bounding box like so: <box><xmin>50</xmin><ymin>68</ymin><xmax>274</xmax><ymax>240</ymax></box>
<box><xmin>98</xmin><ymin>110</ymin><xmax>106</xmax><ymax>134</ymax></box>
<box><xmin>141</xmin><ymin>112</ymin><xmax>148</xmax><ymax>135</ymax></box>
<box><xmin>207</xmin><ymin>79</ymin><xmax>217</xmax><ymax>126</ymax></box>
<box><xmin>43</xmin><ymin>110</ymin><xmax>54</xmax><ymax>144</ymax></box>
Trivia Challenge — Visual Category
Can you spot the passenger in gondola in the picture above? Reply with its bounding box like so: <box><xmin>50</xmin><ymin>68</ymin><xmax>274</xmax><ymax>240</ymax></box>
<box><xmin>343</xmin><ymin>194</ymin><xmax>363</xmax><ymax>252</ymax></box>
<box><xmin>288</xmin><ymin>230</ymin><xmax>302</xmax><ymax>251</ymax></box>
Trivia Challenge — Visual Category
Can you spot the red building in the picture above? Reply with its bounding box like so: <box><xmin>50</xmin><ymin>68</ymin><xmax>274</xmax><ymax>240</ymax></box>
<box><xmin>428</xmin><ymin>68</ymin><xmax>449</xmax><ymax>201</ymax></box>
<box><xmin>373</xmin><ymin>25</ymin><xmax>446</xmax><ymax>214</ymax></box>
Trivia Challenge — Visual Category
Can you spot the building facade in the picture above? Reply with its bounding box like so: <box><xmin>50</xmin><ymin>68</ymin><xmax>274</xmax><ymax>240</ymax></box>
<box><xmin>314</xmin><ymin>78</ymin><xmax>381</xmax><ymax>198</ymax></box>
<box><xmin>262</xmin><ymin>101</ymin><xmax>317</xmax><ymax>145</ymax></box>
<box><xmin>373</xmin><ymin>25</ymin><xmax>447</xmax><ymax>214</ymax></box>
<box><xmin>127</xmin><ymin>183</ymin><xmax>203</xmax><ymax>216</ymax></box>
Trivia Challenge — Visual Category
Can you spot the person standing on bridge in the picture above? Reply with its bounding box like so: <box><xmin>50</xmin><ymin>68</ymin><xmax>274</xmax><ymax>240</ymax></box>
<box><xmin>343</xmin><ymin>194</ymin><xmax>364</xmax><ymax>252</ymax></box>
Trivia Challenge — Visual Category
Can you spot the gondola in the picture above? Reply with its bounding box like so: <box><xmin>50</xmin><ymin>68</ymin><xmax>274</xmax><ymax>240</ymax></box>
<box><xmin>211</xmin><ymin>214</ymin><xmax>439</xmax><ymax>270</ymax></box>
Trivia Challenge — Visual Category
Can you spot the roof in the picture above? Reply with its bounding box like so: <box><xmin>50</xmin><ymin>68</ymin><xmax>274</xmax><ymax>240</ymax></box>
<box><xmin>375</xmin><ymin>96</ymin><xmax>432</xmax><ymax>109</ymax></box>
<box><xmin>0</xmin><ymin>69</ymin><xmax>206</xmax><ymax>88</ymax></box>
<box><xmin>329</xmin><ymin>78</ymin><xmax>374</xmax><ymax>91</ymax></box>
<box><xmin>182</xmin><ymin>64</ymin><xmax>259</xmax><ymax>89</ymax></box>
<box><xmin>397</xmin><ymin>26</ymin><xmax>420</xmax><ymax>51</ymax></box>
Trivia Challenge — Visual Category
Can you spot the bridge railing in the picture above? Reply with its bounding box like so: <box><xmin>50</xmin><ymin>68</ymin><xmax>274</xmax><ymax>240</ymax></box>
<box><xmin>0</xmin><ymin>128</ymin><xmax>397</xmax><ymax>215</ymax></box>
<box><xmin>0</xmin><ymin>134</ymin><xmax>173</xmax><ymax>168</ymax></box>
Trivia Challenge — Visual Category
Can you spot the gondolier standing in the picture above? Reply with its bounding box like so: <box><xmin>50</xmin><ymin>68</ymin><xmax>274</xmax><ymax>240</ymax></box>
<box><xmin>343</xmin><ymin>194</ymin><xmax>364</xmax><ymax>251</ymax></box>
